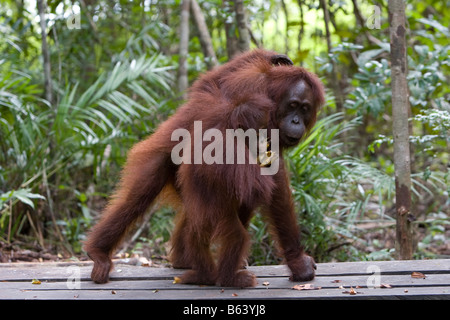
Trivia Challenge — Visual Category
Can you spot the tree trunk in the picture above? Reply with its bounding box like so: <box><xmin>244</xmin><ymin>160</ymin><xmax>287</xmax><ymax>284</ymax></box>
<box><xmin>281</xmin><ymin>0</ymin><xmax>289</xmax><ymax>54</ymax></box>
<box><xmin>351</xmin><ymin>0</ymin><xmax>383</xmax><ymax>46</ymax></box>
<box><xmin>388</xmin><ymin>0</ymin><xmax>414</xmax><ymax>260</ymax></box>
<box><xmin>37</xmin><ymin>0</ymin><xmax>52</xmax><ymax>105</ymax></box>
<box><xmin>178</xmin><ymin>0</ymin><xmax>190</xmax><ymax>98</ymax></box>
<box><xmin>297</xmin><ymin>0</ymin><xmax>305</xmax><ymax>66</ymax></box>
<box><xmin>234</xmin><ymin>0</ymin><xmax>250</xmax><ymax>52</ymax></box>
<box><xmin>224</xmin><ymin>1</ymin><xmax>239</xmax><ymax>59</ymax></box>
<box><xmin>190</xmin><ymin>0</ymin><xmax>217</xmax><ymax>70</ymax></box>
<box><xmin>319</xmin><ymin>0</ymin><xmax>343</xmax><ymax>112</ymax></box>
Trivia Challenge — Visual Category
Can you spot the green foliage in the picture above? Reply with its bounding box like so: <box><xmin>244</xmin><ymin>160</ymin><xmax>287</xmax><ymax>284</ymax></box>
<box><xmin>0</xmin><ymin>189</ymin><xmax>45</xmax><ymax>241</ymax></box>
<box><xmin>0</xmin><ymin>189</ymin><xmax>45</xmax><ymax>210</ymax></box>
<box><xmin>287</xmin><ymin>113</ymin><xmax>394</xmax><ymax>261</ymax></box>
<box><xmin>347</xmin><ymin>58</ymin><xmax>391</xmax><ymax>117</ymax></box>
<box><xmin>0</xmin><ymin>12</ymin><xmax>173</xmax><ymax>247</ymax></box>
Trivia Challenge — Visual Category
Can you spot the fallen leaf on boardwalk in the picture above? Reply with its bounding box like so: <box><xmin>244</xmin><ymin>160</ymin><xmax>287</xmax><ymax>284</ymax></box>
<box><xmin>111</xmin><ymin>290</ymin><xmax>116</xmax><ymax>294</ymax></box>
<box><xmin>232</xmin><ymin>293</ymin><xmax>238</xmax><ymax>297</ymax></box>
<box><xmin>262</xmin><ymin>281</ymin><xmax>270</xmax><ymax>286</ymax></box>
<box><xmin>380</xmin><ymin>283</ymin><xmax>392</xmax><ymax>288</ymax></box>
<box><xmin>411</xmin><ymin>272</ymin><xmax>426</xmax><ymax>279</ymax></box>
<box><xmin>342</xmin><ymin>287</ymin><xmax>362</xmax><ymax>295</ymax></box>
<box><xmin>331</xmin><ymin>280</ymin><xmax>341</xmax><ymax>283</ymax></box>
<box><xmin>31</xmin><ymin>279</ymin><xmax>41</xmax><ymax>285</ymax></box>
<box><xmin>153</xmin><ymin>289</ymin><xmax>159</xmax><ymax>293</ymax></box>
<box><xmin>173</xmin><ymin>276</ymin><xmax>182</xmax><ymax>284</ymax></box>
<box><xmin>292</xmin><ymin>283</ymin><xmax>321</xmax><ymax>290</ymax></box>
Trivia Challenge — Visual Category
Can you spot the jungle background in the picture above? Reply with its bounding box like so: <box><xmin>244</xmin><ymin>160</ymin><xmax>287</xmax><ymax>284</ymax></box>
<box><xmin>0</xmin><ymin>0</ymin><xmax>448</xmax><ymax>265</ymax></box>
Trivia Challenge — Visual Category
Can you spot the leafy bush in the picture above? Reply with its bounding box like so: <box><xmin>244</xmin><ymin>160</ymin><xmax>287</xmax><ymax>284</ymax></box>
<box><xmin>0</xmin><ymin>37</ymin><xmax>173</xmax><ymax>250</ymax></box>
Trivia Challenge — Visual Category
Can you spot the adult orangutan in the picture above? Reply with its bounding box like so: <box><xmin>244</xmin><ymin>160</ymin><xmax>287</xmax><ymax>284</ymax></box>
<box><xmin>84</xmin><ymin>49</ymin><xmax>325</xmax><ymax>287</ymax></box>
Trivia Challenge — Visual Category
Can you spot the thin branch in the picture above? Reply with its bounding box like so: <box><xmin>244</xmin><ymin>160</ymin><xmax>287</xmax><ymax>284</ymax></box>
<box><xmin>319</xmin><ymin>0</ymin><xmax>344</xmax><ymax>111</ymax></box>
<box><xmin>37</xmin><ymin>0</ymin><xmax>52</xmax><ymax>105</ymax></box>
<box><xmin>234</xmin><ymin>0</ymin><xmax>250</xmax><ymax>52</ymax></box>
<box><xmin>190</xmin><ymin>0</ymin><xmax>217</xmax><ymax>69</ymax></box>
<box><xmin>178</xmin><ymin>0</ymin><xmax>190</xmax><ymax>97</ymax></box>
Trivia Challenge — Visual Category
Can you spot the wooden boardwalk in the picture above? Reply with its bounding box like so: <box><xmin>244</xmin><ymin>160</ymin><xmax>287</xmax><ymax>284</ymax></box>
<box><xmin>0</xmin><ymin>259</ymin><xmax>448</xmax><ymax>300</ymax></box>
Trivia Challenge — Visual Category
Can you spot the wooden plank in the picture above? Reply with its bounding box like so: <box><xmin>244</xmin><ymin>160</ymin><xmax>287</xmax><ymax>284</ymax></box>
<box><xmin>0</xmin><ymin>286</ymin><xmax>449</xmax><ymax>300</ymax></box>
<box><xmin>313</xmin><ymin>259</ymin><xmax>450</xmax><ymax>275</ymax></box>
<box><xmin>0</xmin><ymin>259</ymin><xmax>448</xmax><ymax>300</ymax></box>
<box><xmin>1</xmin><ymin>259</ymin><xmax>448</xmax><ymax>281</ymax></box>
<box><xmin>248</xmin><ymin>259</ymin><xmax>450</xmax><ymax>277</ymax></box>
<box><xmin>1</xmin><ymin>274</ymin><xmax>449</xmax><ymax>299</ymax></box>
<box><xmin>1</xmin><ymin>274</ymin><xmax>449</xmax><ymax>291</ymax></box>
<box><xmin>0</xmin><ymin>265</ymin><xmax>183</xmax><ymax>281</ymax></box>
